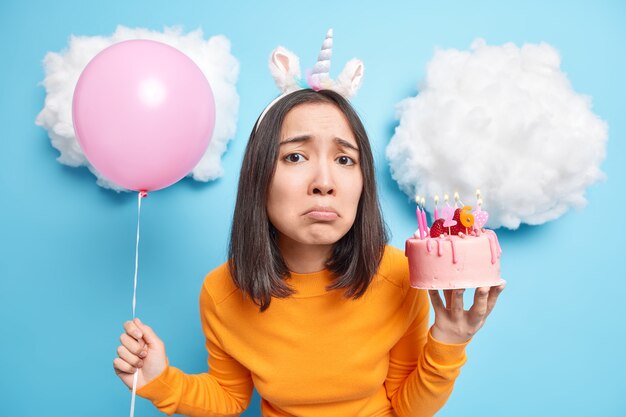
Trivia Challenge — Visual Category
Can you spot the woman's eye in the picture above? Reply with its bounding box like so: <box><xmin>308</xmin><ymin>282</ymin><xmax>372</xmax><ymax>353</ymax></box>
<box><xmin>284</xmin><ymin>153</ymin><xmax>305</xmax><ymax>163</ymax></box>
<box><xmin>336</xmin><ymin>156</ymin><xmax>356</xmax><ymax>166</ymax></box>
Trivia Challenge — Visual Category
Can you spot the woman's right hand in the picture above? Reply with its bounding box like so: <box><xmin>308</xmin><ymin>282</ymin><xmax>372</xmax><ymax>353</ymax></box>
<box><xmin>113</xmin><ymin>318</ymin><xmax>167</xmax><ymax>390</ymax></box>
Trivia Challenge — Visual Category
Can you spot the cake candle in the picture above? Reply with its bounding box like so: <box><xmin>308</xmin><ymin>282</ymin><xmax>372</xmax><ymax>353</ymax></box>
<box><xmin>472</xmin><ymin>197</ymin><xmax>489</xmax><ymax>233</ymax></box>
<box><xmin>454</xmin><ymin>191</ymin><xmax>461</xmax><ymax>208</ymax></box>
<box><xmin>415</xmin><ymin>195</ymin><xmax>425</xmax><ymax>239</ymax></box>
<box><xmin>460</xmin><ymin>205</ymin><xmax>475</xmax><ymax>235</ymax></box>
<box><xmin>441</xmin><ymin>205</ymin><xmax>457</xmax><ymax>236</ymax></box>
<box><xmin>420</xmin><ymin>197</ymin><xmax>428</xmax><ymax>236</ymax></box>
<box><xmin>434</xmin><ymin>195</ymin><xmax>439</xmax><ymax>220</ymax></box>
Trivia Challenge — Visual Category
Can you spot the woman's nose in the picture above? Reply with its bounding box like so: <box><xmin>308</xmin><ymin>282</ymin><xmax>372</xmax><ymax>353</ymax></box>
<box><xmin>308</xmin><ymin>161</ymin><xmax>335</xmax><ymax>196</ymax></box>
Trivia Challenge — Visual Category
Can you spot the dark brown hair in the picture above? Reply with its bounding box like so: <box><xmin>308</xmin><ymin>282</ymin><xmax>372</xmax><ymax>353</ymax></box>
<box><xmin>228</xmin><ymin>89</ymin><xmax>388</xmax><ymax>311</ymax></box>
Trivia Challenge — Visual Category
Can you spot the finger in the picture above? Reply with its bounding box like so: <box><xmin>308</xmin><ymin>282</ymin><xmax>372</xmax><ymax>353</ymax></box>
<box><xmin>468</xmin><ymin>287</ymin><xmax>490</xmax><ymax>323</ymax></box>
<box><xmin>133</xmin><ymin>318</ymin><xmax>162</xmax><ymax>347</ymax></box>
<box><xmin>450</xmin><ymin>289</ymin><xmax>465</xmax><ymax>319</ymax></box>
<box><xmin>120</xmin><ymin>333</ymin><xmax>147</xmax><ymax>357</ymax></box>
<box><xmin>486</xmin><ymin>283</ymin><xmax>506</xmax><ymax>315</ymax></box>
<box><xmin>124</xmin><ymin>320</ymin><xmax>144</xmax><ymax>341</ymax></box>
<box><xmin>113</xmin><ymin>357</ymin><xmax>138</xmax><ymax>375</ymax></box>
<box><xmin>443</xmin><ymin>290</ymin><xmax>452</xmax><ymax>310</ymax></box>
<box><xmin>428</xmin><ymin>290</ymin><xmax>445</xmax><ymax>313</ymax></box>
<box><xmin>117</xmin><ymin>344</ymin><xmax>144</xmax><ymax>368</ymax></box>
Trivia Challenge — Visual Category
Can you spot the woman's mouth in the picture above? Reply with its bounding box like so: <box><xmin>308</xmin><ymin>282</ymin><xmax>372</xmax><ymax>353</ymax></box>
<box><xmin>304</xmin><ymin>206</ymin><xmax>339</xmax><ymax>221</ymax></box>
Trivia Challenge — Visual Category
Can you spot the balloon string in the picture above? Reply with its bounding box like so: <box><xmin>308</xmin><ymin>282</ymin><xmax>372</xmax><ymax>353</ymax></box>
<box><xmin>130</xmin><ymin>190</ymin><xmax>148</xmax><ymax>417</ymax></box>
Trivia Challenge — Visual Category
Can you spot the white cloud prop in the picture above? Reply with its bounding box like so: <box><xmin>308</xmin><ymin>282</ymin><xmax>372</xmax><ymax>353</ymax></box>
<box><xmin>35</xmin><ymin>25</ymin><xmax>239</xmax><ymax>191</ymax></box>
<box><xmin>386</xmin><ymin>39</ymin><xmax>608</xmax><ymax>229</ymax></box>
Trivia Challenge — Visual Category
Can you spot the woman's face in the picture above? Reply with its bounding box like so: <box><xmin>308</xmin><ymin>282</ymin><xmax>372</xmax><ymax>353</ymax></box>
<box><xmin>267</xmin><ymin>102</ymin><xmax>363</xmax><ymax>251</ymax></box>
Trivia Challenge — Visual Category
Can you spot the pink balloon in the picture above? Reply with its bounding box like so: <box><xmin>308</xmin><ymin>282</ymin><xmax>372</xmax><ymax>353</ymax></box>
<box><xmin>72</xmin><ymin>39</ymin><xmax>215</xmax><ymax>191</ymax></box>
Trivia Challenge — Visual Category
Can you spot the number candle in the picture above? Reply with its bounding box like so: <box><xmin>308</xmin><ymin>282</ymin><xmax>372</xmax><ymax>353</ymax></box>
<box><xmin>460</xmin><ymin>205</ymin><xmax>475</xmax><ymax>234</ymax></box>
<box><xmin>441</xmin><ymin>205</ymin><xmax>457</xmax><ymax>236</ymax></box>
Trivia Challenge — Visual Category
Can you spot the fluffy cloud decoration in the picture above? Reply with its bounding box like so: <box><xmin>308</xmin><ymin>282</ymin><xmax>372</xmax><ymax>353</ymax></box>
<box><xmin>35</xmin><ymin>25</ymin><xmax>239</xmax><ymax>191</ymax></box>
<box><xmin>386</xmin><ymin>39</ymin><xmax>608</xmax><ymax>229</ymax></box>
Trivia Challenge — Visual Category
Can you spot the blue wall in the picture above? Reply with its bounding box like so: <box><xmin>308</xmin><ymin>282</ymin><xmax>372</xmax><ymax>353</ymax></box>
<box><xmin>1</xmin><ymin>1</ymin><xmax>625</xmax><ymax>416</ymax></box>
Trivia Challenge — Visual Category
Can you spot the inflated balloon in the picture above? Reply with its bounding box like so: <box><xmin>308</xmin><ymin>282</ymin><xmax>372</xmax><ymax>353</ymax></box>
<box><xmin>72</xmin><ymin>39</ymin><xmax>215</xmax><ymax>191</ymax></box>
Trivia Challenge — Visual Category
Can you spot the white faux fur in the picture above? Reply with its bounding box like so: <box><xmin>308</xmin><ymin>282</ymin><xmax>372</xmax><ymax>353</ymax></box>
<box><xmin>258</xmin><ymin>30</ymin><xmax>364</xmax><ymax>130</ymax></box>
<box><xmin>268</xmin><ymin>46</ymin><xmax>301</xmax><ymax>94</ymax></box>
<box><xmin>266</xmin><ymin>30</ymin><xmax>364</xmax><ymax>99</ymax></box>
<box><xmin>334</xmin><ymin>58</ymin><xmax>364</xmax><ymax>98</ymax></box>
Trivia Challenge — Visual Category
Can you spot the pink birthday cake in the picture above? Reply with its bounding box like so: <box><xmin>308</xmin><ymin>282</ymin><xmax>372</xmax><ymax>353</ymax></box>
<box><xmin>405</xmin><ymin>201</ymin><xmax>505</xmax><ymax>290</ymax></box>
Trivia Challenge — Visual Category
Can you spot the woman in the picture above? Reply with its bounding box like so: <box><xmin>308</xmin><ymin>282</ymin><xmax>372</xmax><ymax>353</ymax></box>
<box><xmin>113</xmin><ymin>89</ymin><xmax>505</xmax><ymax>417</ymax></box>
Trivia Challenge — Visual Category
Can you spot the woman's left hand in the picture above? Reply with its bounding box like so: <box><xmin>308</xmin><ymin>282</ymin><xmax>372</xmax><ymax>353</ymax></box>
<box><xmin>428</xmin><ymin>283</ymin><xmax>506</xmax><ymax>344</ymax></box>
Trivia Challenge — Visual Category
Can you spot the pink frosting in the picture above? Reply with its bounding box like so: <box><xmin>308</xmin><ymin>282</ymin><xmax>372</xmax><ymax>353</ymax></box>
<box><xmin>405</xmin><ymin>231</ymin><xmax>504</xmax><ymax>290</ymax></box>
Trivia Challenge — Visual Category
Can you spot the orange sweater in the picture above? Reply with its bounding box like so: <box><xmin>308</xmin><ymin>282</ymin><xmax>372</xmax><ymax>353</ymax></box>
<box><xmin>136</xmin><ymin>245</ymin><xmax>469</xmax><ymax>416</ymax></box>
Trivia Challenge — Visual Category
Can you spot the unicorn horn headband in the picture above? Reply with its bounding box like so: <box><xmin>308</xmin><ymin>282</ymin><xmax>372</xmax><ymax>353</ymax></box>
<box><xmin>256</xmin><ymin>29</ymin><xmax>365</xmax><ymax>127</ymax></box>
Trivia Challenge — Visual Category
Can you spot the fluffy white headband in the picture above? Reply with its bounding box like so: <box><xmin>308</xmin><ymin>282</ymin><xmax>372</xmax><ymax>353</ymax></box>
<box><xmin>257</xmin><ymin>29</ymin><xmax>365</xmax><ymax>127</ymax></box>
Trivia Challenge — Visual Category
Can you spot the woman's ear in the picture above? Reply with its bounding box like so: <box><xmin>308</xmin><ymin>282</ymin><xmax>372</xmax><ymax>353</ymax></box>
<box><xmin>334</xmin><ymin>59</ymin><xmax>364</xmax><ymax>98</ymax></box>
<box><xmin>269</xmin><ymin>47</ymin><xmax>302</xmax><ymax>94</ymax></box>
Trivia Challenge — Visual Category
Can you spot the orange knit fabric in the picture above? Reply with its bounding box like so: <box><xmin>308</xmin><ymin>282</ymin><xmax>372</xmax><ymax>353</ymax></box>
<box><xmin>137</xmin><ymin>245</ymin><xmax>469</xmax><ymax>416</ymax></box>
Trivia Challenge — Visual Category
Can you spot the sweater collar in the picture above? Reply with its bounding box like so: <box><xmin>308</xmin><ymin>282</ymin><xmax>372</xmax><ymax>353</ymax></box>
<box><xmin>287</xmin><ymin>269</ymin><xmax>336</xmax><ymax>298</ymax></box>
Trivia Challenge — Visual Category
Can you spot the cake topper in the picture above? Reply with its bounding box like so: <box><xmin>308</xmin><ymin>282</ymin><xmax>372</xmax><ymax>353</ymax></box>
<box><xmin>417</xmin><ymin>191</ymin><xmax>490</xmax><ymax>237</ymax></box>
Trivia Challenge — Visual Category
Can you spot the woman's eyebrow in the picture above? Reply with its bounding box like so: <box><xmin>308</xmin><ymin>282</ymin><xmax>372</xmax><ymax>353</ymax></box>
<box><xmin>279</xmin><ymin>135</ymin><xmax>311</xmax><ymax>146</ymax></box>
<box><xmin>279</xmin><ymin>135</ymin><xmax>359</xmax><ymax>152</ymax></box>
<box><xmin>334</xmin><ymin>137</ymin><xmax>359</xmax><ymax>152</ymax></box>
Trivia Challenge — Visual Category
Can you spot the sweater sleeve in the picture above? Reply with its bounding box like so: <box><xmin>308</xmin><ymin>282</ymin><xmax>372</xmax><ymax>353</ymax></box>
<box><xmin>384</xmin><ymin>288</ymin><xmax>469</xmax><ymax>417</ymax></box>
<box><xmin>135</xmin><ymin>284</ymin><xmax>254</xmax><ymax>417</ymax></box>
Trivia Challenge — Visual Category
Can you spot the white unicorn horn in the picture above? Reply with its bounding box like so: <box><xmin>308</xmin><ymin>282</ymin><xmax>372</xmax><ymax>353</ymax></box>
<box><xmin>310</xmin><ymin>29</ymin><xmax>333</xmax><ymax>90</ymax></box>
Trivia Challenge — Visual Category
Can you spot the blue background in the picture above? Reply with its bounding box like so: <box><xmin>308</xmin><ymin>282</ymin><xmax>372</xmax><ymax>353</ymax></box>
<box><xmin>2</xmin><ymin>1</ymin><xmax>625</xmax><ymax>416</ymax></box>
